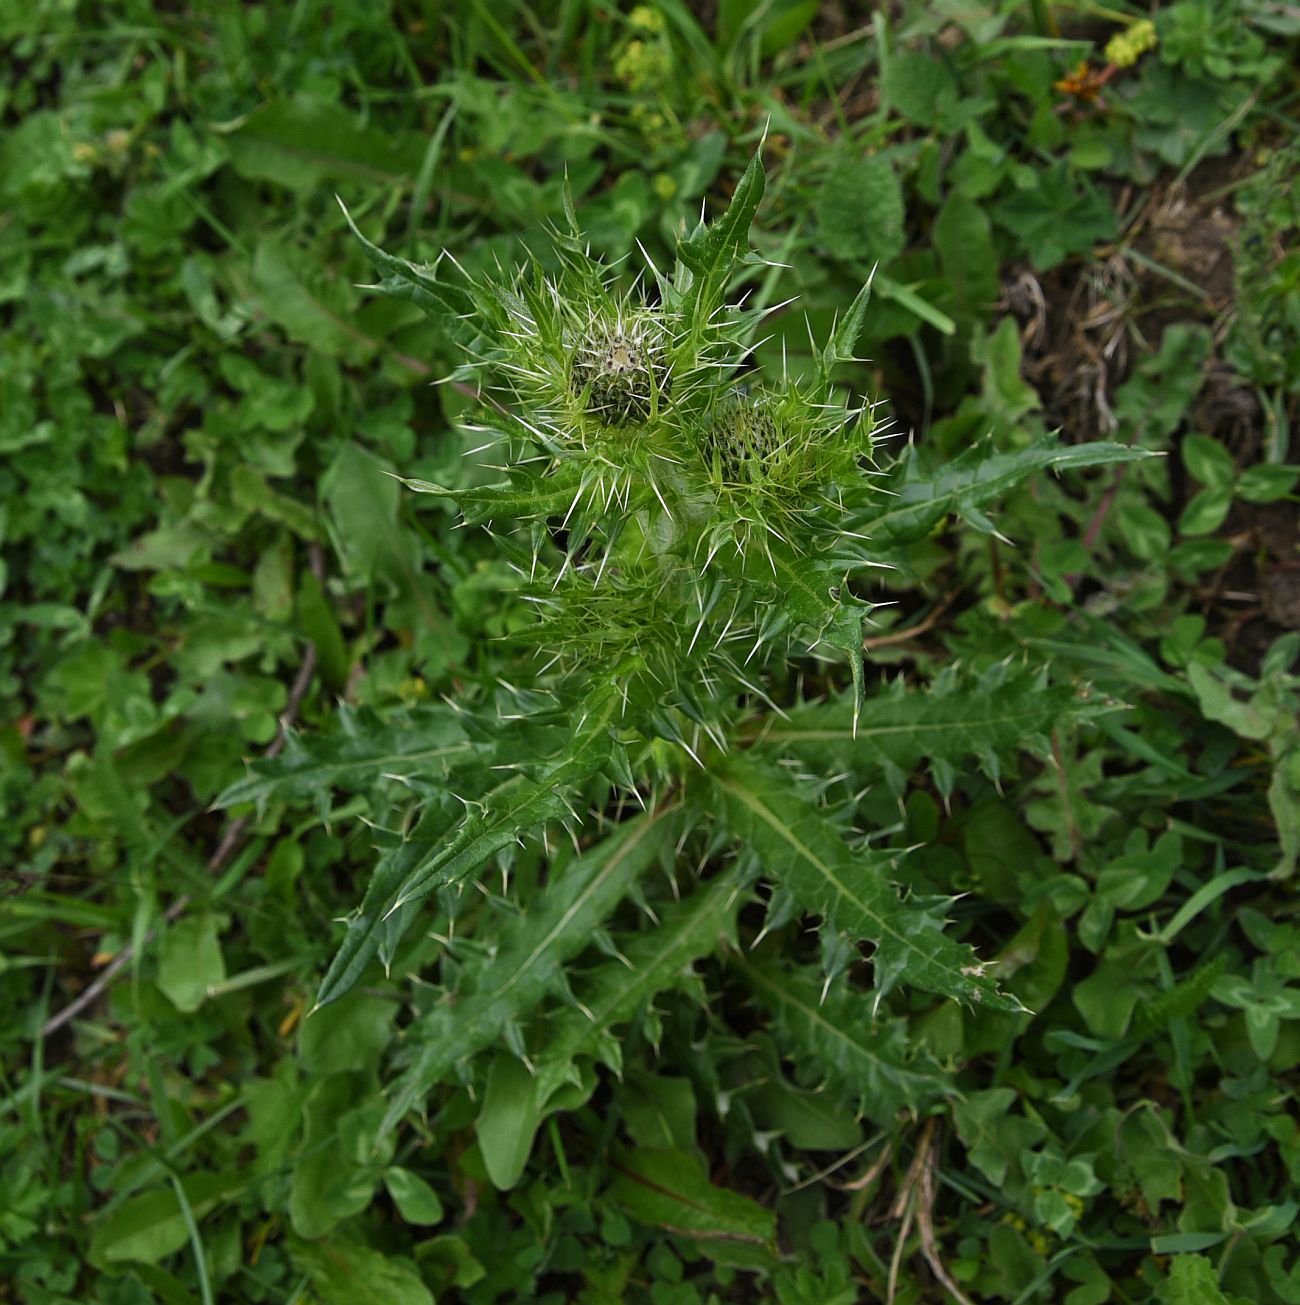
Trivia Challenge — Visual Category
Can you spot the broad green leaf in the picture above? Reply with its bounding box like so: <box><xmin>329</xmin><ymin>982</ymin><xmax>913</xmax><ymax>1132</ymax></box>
<box><xmin>214</xmin><ymin>705</ymin><xmax>472</xmax><ymax>812</ymax></box>
<box><xmin>89</xmin><ymin>1172</ymin><xmax>245</xmax><ymax>1267</ymax></box>
<box><xmin>608</xmin><ymin>1147</ymin><xmax>775</xmax><ymax>1250</ymax></box>
<box><xmin>322</xmin><ymin>443</ymin><xmax>419</xmax><ymax>588</ymax></box>
<box><xmin>729</xmin><ymin>951</ymin><xmax>951</xmax><ymax>1122</ymax></box>
<box><xmin>223</xmin><ymin>97</ymin><xmax>429</xmax><ymax>191</ymax></box>
<box><xmin>383</xmin><ymin>1168</ymin><xmax>445</xmax><ymax>1226</ymax></box>
<box><xmin>252</xmin><ymin>238</ymin><xmax>373</xmax><ymax>361</ymax></box>
<box><xmin>709</xmin><ymin>754</ymin><xmax>1019</xmax><ymax>1010</ymax></box>
<box><xmin>290</xmin><ymin>1236</ymin><xmax>433</xmax><ymax>1305</ymax></box>
<box><xmin>817</xmin><ymin>155</ymin><xmax>904</xmax><ymax>266</ymax></box>
<box><xmin>475</xmin><ymin>1053</ymin><xmax>540</xmax><ymax>1191</ymax></box>
<box><xmin>382</xmin><ymin>804</ymin><xmax>681</xmax><ymax>1131</ymax></box>
<box><xmin>157</xmin><ymin>915</ymin><xmax>226</xmax><ymax>1014</ymax></box>
<box><xmin>934</xmin><ymin>191</ymin><xmax>999</xmax><ymax>316</ymax></box>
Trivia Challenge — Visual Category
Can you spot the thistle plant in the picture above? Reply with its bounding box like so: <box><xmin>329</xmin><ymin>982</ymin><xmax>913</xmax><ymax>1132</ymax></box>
<box><xmin>220</xmin><ymin>149</ymin><xmax>1147</xmax><ymax>1178</ymax></box>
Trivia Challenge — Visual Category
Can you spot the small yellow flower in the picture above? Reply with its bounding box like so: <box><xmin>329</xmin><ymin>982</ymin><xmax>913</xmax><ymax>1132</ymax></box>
<box><xmin>628</xmin><ymin>5</ymin><xmax>664</xmax><ymax>33</ymax></box>
<box><xmin>1104</xmin><ymin>18</ymin><xmax>1157</xmax><ymax>69</ymax></box>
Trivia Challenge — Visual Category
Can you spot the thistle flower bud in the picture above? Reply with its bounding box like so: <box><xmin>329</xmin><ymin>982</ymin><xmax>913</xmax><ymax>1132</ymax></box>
<box><xmin>704</xmin><ymin>396</ymin><xmax>785</xmax><ymax>483</ymax></box>
<box><xmin>569</xmin><ymin>313</ymin><xmax>670</xmax><ymax>426</ymax></box>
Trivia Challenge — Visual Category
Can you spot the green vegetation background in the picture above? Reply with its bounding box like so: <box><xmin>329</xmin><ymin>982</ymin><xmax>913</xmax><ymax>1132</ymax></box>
<box><xmin>2</xmin><ymin>1</ymin><xmax>1299</xmax><ymax>1302</ymax></box>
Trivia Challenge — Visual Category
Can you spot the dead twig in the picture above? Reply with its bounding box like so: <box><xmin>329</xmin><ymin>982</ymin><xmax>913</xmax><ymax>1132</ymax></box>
<box><xmin>887</xmin><ymin>1119</ymin><xmax>975</xmax><ymax>1305</ymax></box>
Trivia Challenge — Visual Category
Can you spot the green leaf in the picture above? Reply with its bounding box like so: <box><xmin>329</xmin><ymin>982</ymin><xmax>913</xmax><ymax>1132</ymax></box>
<box><xmin>398</xmin><ymin>464</ymin><xmax>586</xmax><ymax>527</ymax></box>
<box><xmin>882</xmin><ymin>51</ymin><xmax>959</xmax><ymax>129</ymax></box>
<box><xmin>768</xmin><ymin>549</ymin><xmax>869</xmax><ymax>731</ymax></box>
<box><xmin>290</xmin><ymin>1237</ymin><xmax>433</xmax><ymax>1305</ymax></box>
<box><xmin>819</xmin><ymin>277</ymin><xmax>875</xmax><ymax>378</ymax></box>
<box><xmin>533</xmin><ymin>875</ymin><xmax>742</xmax><ymax>1103</ymax></box>
<box><xmin>382</xmin><ymin>805</ymin><xmax>681</xmax><ymax>1130</ymax></box>
<box><xmin>1182</xmin><ymin>434</ymin><xmax>1235</xmax><ymax>490</ymax></box>
<box><xmin>608</xmin><ymin>1147</ymin><xmax>776</xmax><ymax>1250</ymax></box>
<box><xmin>755</xmin><ymin>664</ymin><xmax>1072</xmax><ymax>797</ymax></box>
<box><xmin>338</xmin><ymin>199</ymin><xmax>478</xmax><ymax>337</ymax></box>
<box><xmin>1156</xmin><ymin>1254</ymin><xmax>1233</xmax><ymax>1305</ymax></box>
<box><xmin>223</xmin><ymin>97</ymin><xmax>429</xmax><ymax>191</ymax></box>
<box><xmin>322</xmin><ymin>443</ymin><xmax>419</xmax><ymax>587</ymax></box>
<box><xmin>674</xmin><ymin>147</ymin><xmax>765</xmax><ymax>346</ymax></box>
<box><xmin>157</xmin><ymin>915</ymin><xmax>226</xmax><ymax>1014</ymax></box>
<box><xmin>89</xmin><ymin>1173</ymin><xmax>245</xmax><ymax>1267</ymax></box>
<box><xmin>214</xmin><ymin>705</ymin><xmax>471</xmax><ymax>812</ymax></box>
<box><xmin>297</xmin><ymin>564</ymin><xmax>351</xmax><ymax>692</ymax></box>
<box><xmin>817</xmin><ymin>155</ymin><xmax>904</xmax><ymax>266</ymax></box>
<box><xmin>709</xmin><ymin>754</ymin><xmax>1019</xmax><ymax>1010</ymax></box>
<box><xmin>475</xmin><ymin>1053</ymin><xmax>541</xmax><ymax>1191</ymax></box>
<box><xmin>934</xmin><ymin>191</ymin><xmax>999</xmax><ymax>317</ymax></box>
<box><xmin>252</xmin><ymin>238</ymin><xmax>372</xmax><ymax>361</ymax></box>
<box><xmin>729</xmin><ymin>951</ymin><xmax>951</xmax><ymax>1122</ymax></box>
<box><xmin>383</xmin><ymin>1168</ymin><xmax>445</xmax><ymax>1226</ymax></box>
<box><xmin>1178</xmin><ymin>486</ymin><xmax>1232</xmax><ymax>536</ymax></box>
<box><xmin>860</xmin><ymin>436</ymin><xmax>1154</xmax><ymax>549</ymax></box>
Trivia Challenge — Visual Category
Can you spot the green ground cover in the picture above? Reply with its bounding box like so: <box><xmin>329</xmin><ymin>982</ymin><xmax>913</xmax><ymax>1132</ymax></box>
<box><xmin>2</xmin><ymin>2</ymin><xmax>1300</xmax><ymax>1301</ymax></box>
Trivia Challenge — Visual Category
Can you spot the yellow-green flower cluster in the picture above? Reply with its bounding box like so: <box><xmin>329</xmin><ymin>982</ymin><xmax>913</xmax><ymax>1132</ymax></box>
<box><xmin>615</xmin><ymin>6</ymin><xmax>670</xmax><ymax>91</ymax></box>
<box><xmin>1104</xmin><ymin>19</ymin><xmax>1157</xmax><ymax>69</ymax></box>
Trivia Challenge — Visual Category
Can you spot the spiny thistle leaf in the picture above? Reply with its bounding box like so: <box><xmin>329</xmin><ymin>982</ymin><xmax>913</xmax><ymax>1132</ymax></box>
<box><xmin>455</xmin><ymin>874</ymin><xmax>743</xmax><ymax>1189</ymax></box>
<box><xmin>728</xmin><ymin>950</ymin><xmax>952</xmax><ymax>1123</ymax></box>
<box><xmin>314</xmin><ymin>687</ymin><xmax>622</xmax><ymax>1010</ymax></box>
<box><xmin>672</xmin><ymin>147</ymin><xmax>766</xmax><ymax>351</ymax></box>
<box><xmin>708</xmin><ymin>754</ymin><xmax>1022</xmax><ymax>1011</ymax></box>
<box><xmin>213</xmin><ymin>705</ymin><xmax>472</xmax><ymax>813</ymax></box>
<box><xmin>337</xmin><ymin>197</ymin><xmax>479</xmax><ymax>344</ymax></box>
<box><xmin>859</xmin><ymin>436</ymin><xmax>1157</xmax><ymax>551</ymax></box>
<box><xmin>532</xmin><ymin>873</ymin><xmax>743</xmax><ymax>1103</ymax></box>
<box><xmin>380</xmin><ymin>805</ymin><xmax>683</xmax><ymax>1134</ymax></box>
<box><xmin>753</xmin><ymin>663</ymin><xmax>1081</xmax><ymax>798</ymax></box>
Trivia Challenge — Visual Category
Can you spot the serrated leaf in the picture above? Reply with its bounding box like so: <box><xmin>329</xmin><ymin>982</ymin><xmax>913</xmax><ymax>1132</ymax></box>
<box><xmin>755</xmin><ymin>665</ymin><xmax>1073</xmax><ymax>791</ymax></box>
<box><xmin>533</xmin><ymin>874</ymin><xmax>742</xmax><ymax>1103</ymax></box>
<box><xmin>313</xmin><ymin>796</ymin><xmax>464</xmax><ymax>1011</ymax></box>
<box><xmin>381</xmin><ymin>805</ymin><xmax>681</xmax><ymax>1131</ymax></box>
<box><xmin>214</xmin><ymin>705</ymin><xmax>472</xmax><ymax>811</ymax></box>
<box><xmin>709</xmin><ymin>754</ymin><xmax>1019</xmax><ymax>1010</ymax></box>
<box><xmin>769</xmin><ymin>549</ymin><xmax>869</xmax><ymax>729</ymax></box>
<box><xmin>673</xmin><ymin>147</ymin><xmax>765</xmax><ymax>346</ymax></box>
<box><xmin>378</xmin><ymin>686</ymin><xmax>620</xmax><ymax>916</ymax></box>
<box><xmin>338</xmin><ymin>199</ymin><xmax>477</xmax><ymax>339</ymax></box>
<box><xmin>819</xmin><ymin>276</ymin><xmax>875</xmax><ymax>379</ymax></box>
<box><xmin>730</xmin><ymin>951</ymin><xmax>951</xmax><ymax>1122</ymax></box>
<box><xmin>1133</xmin><ymin>955</ymin><xmax>1229</xmax><ymax>1040</ymax></box>
<box><xmin>859</xmin><ymin>437</ymin><xmax>1155</xmax><ymax>549</ymax></box>
<box><xmin>398</xmin><ymin>465</ymin><xmax>585</xmax><ymax>527</ymax></box>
